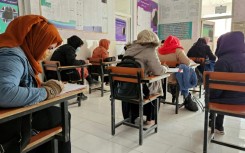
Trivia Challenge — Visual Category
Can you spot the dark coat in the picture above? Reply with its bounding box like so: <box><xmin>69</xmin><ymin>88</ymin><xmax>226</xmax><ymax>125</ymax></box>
<box><xmin>187</xmin><ymin>38</ymin><xmax>216</xmax><ymax>73</ymax></box>
<box><xmin>210</xmin><ymin>32</ymin><xmax>245</xmax><ymax>104</ymax></box>
<box><xmin>47</xmin><ymin>44</ymin><xmax>85</xmax><ymax>81</ymax></box>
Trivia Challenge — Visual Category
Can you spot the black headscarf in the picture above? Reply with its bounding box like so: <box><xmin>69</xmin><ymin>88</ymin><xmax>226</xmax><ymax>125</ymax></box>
<box><xmin>67</xmin><ymin>35</ymin><xmax>84</xmax><ymax>49</ymax></box>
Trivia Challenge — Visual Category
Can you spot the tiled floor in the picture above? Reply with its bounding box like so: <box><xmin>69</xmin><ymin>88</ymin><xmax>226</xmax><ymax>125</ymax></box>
<box><xmin>69</xmin><ymin>89</ymin><xmax>245</xmax><ymax>153</ymax></box>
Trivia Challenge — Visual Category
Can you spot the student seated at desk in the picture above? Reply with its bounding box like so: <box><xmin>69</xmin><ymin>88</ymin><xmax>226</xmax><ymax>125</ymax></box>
<box><xmin>91</xmin><ymin>39</ymin><xmax>113</xmax><ymax>85</ymax></box>
<box><xmin>158</xmin><ymin>35</ymin><xmax>198</xmax><ymax>112</ymax></box>
<box><xmin>123</xmin><ymin>29</ymin><xmax>168</xmax><ymax>126</ymax></box>
<box><xmin>209</xmin><ymin>31</ymin><xmax>245</xmax><ymax>134</ymax></box>
<box><xmin>187</xmin><ymin>37</ymin><xmax>216</xmax><ymax>73</ymax></box>
<box><xmin>0</xmin><ymin>15</ymin><xmax>71</xmax><ymax>153</ymax></box>
<box><xmin>48</xmin><ymin>35</ymin><xmax>100</xmax><ymax>99</ymax></box>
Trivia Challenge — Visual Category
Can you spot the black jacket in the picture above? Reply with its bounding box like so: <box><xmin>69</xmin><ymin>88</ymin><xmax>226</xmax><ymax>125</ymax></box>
<box><xmin>47</xmin><ymin>44</ymin><xmax>85</xmax><ymax>81</ymax></box>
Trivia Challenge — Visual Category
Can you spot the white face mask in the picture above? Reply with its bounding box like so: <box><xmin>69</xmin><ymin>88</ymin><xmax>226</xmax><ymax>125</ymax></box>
<box><xmin>76</xmin><ymin>47</ymin><xmax>81</xmax><ymax>52</ymax></box>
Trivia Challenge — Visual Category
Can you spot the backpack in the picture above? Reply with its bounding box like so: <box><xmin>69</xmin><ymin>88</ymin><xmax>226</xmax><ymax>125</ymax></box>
<box><xmin>115</xmin><ymin>56</ymin><xmax>149</xmax><ymax>99</ymax></box>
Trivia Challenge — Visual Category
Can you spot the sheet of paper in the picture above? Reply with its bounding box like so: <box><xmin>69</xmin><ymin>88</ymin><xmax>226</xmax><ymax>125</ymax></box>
<box><xmin>167</xmin><ymin>68</ymin><xmax>182</xmax><ymax>73</ymax></box>
<box><xmin>60</xmin><ymin>83</ymin><xmax>87</xmax><ymax>95</ymax></box>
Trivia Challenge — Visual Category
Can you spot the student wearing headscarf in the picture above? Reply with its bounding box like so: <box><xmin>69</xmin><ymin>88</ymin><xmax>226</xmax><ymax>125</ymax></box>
<box><xmin>209</xmin><ymin>31</ymin><xmax>245</xmax><ymax>135</ymax></box>
<box><xmin>187</xmin><ymin>37</ymin><xmax>216</xmax><ymax>73</ymax></box>
<box><xmin>0</xmin><ymin>15</ymin><xmax>71</xmax><ymax>153</ymax></box>
<box><xmin>122</xmin><ymin>29</ymin><xmax>168</xmax><ymax>126</ymax></box>
<box><xmin>49</xmin><ymin>35</ymin><xmax>100</xmax><ymax>100</ymax></box>
<box><xmin>158</xmin><ymin>35</ymin><xmax>198</xmax><ymax>112</ymax></box>
<box><xmin>92</xmin><ymin>39</ymin><xmax>110</xmax><ymax>59</ymax></box>
<box><xmin>91</xmin><ymin>39</ymin><xmax>111</xmax><ymax>84</ymax></box>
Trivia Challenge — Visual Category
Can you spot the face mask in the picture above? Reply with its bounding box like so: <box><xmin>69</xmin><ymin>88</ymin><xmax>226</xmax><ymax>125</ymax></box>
<box><xmin>76</xmin><ymin>47</ymin><xmax>81</xmax><ymax>52</ymax></box>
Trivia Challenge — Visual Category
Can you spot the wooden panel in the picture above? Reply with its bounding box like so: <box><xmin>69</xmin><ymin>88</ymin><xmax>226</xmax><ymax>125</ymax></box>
<box><xmin>22</xmin><ymin>126</ymin><xmax>62</xmax><ymax>152</ymax></box>
<box><xmin>42</xmin><ymin>61</ymin><xmax>60</xmax><ymax>71</ymax></box>
<box><xmin>209</xmin><ymin>84</ymin><xmax>245</xmax><ymax>92</ymax></box>
<box><xmin>0</xmin><ymin>88</ymin><xmax>85</xmax><ymax>120</ymax></box>
<box><xmin>109</xmin><ymin>66</ymin><xmax>144</xmax><ymax>77</ymax></box>
<box><xmin>209</xmin><ymin>103</ymin><xmax>245</xmax><ymax>116</ymax></box>
<box><xmin>204</xmin><ymin>71</ymin><xmax>245</xmax><ymax>82</ymax></box>
<box><xmin>88</xmin><ymin>58</ymin><xmax>103</xmax><ymax>64</ymax></box>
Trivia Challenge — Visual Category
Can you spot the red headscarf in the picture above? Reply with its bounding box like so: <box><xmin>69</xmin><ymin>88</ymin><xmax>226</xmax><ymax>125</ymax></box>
<box><xmin>158</xmin><ymin>35</ymin><xmax>183</xmax><ymax>55</ymax></box>
<box><xmin>0</xmin><ymin>15</ymin><xmax>62</xmax><ymax>87</ymax></box>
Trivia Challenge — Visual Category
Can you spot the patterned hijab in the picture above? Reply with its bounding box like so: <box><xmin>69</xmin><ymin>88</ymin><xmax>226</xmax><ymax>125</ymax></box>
<box><xmin>0</xmin><ymin>15</ymin><xmax>62</xmax><ymax>86</ymax></box>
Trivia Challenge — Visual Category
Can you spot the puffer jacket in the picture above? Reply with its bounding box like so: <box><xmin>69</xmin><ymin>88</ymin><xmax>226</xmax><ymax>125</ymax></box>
<box><xmin>124</xmin><ymin>43</ymin><xmax>167</xmax><ymax>95</ymax></box>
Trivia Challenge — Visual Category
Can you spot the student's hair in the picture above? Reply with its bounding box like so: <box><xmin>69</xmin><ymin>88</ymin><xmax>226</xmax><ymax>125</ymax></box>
<box><xmin>67</xmin><ymin>35</ymin><xmax>84</xmax><ymax>49</ymax></box>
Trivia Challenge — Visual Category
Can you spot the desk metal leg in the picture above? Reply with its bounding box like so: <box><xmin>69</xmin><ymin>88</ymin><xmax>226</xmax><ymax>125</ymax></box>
<box><xmin>111</xmin><ymin>98</ymin><xmax>115</xmax><ymax>135</ymax></box>
<box><xmin>60</xmin><ymin>101</ymin><xmax>69</xmax><ymax>142</ymax></box>
<box><xmin>139</xmin><ymin>102</ymin><xmax>143</xmax><ymax>145</ymax></box>
<box><xmin>155</xmin><ymin>99</ymin><xmax>159</xmax><ymax>133</ymax></box>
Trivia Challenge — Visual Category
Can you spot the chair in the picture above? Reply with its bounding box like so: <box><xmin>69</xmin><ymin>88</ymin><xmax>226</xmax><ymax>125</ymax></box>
<box><xmin>108</xmin><ymin>66</ymin><xmax>160</xmax><ymax>145</ymax></box>
<box><xmin>161</xmin><ymin>61</ymin><xmax>184</xmax><ymax>114</ymax></box>
<box><xmin>88</xmin><ymin>57</ymin><xmax>110</xmax><ymax>97</ymax></box>
<box><xmin>189</xmin><ymin>57</ymin><xmax>205</xmax><ymax>98</ymax></box>
<box><xmin>42</xmin><ymin>60</ymin><xmax>86</xmax><ymax>106</ymax></box>
<box><xmin>203</xmin><ymin>71</ymin><xmax>245</xmax><ymax>153</ymax></box>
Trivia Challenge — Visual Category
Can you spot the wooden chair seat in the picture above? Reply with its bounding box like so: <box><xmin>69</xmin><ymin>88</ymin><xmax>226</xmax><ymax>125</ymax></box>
<box><xmin>23</xmin><ymin>126</ymin><xmax>62</xmax><ymax>152</ymax></box>
<box><xmin>209</xmin><ymin>103</ymin><xmax>245</xmax><ymax>116</ymax></box>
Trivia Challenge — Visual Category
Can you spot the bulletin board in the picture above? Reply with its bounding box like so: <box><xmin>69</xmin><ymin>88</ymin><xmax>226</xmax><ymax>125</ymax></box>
<box><xmin>40</xmin><ymin>0</ymin><xmax>108</xmax><ymax>33</ymax></box>
<box><xmin>0</xmin><ymin>0</ymin><xmax>19</xmax><ymax>33</ymax></box>
<box><xmin>158</xmin><ymin>22</ymin><xmax>192</xmax><ymax>40</ymax></box>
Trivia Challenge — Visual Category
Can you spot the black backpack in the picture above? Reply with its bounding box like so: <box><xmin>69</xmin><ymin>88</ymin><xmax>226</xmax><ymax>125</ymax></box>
<box><xmin>114</xmin><ymin>56</ymin><xmax>149</xmax><ymax>99</ymax></box>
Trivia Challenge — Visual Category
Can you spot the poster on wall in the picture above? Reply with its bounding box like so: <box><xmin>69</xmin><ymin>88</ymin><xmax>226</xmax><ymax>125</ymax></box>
<box><xmin>115</xmin><ymin>18</ymin><xmax>126</xmax><ymax>42</ymax></box>
<box><xmin>0</xmin><ymin>0</ymin><xmax>18</xmax><ymax>33</ymax></box>
<box><xmin>158</xmin><ymin>22</ymin><xmax>192</xmax><ymax>40</ymax></box>
<box><xmin>40</xmin><ymin>0</ymin><xmax>108</xmax><ymax>33</ymax></box>
<box><xmin>202</xmin><ymin>24</ymin><xmax>214</xmax><ymax>42</ymax></box>
<box><xmin>151</xmin><ymin>1</ymin><xmax>158</xmax><ymax>33</ymax></box>
<box><xmin>137</xmin><ymin>0</ymin><xmax>158</xmax><ymax>34</ymax></box>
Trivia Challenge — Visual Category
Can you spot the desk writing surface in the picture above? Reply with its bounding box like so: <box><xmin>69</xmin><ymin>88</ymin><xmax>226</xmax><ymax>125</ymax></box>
<box><xmin>58</xmin><ymin>63</ymin><xmax>92</xmax><ymax>70</ymax></box>
<box><xmin>142</xmin><ymin>73</ymin><xmax>170</xmax><ymax>83</ymax></box>
<box><xmin>0</xmin><ymin>86</ymin><xmax>86</xmax><ymax>122</ymax></box>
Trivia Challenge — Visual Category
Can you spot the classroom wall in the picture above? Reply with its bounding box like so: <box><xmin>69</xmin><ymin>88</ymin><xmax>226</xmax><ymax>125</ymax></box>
<box><xmin>158</xmin><ymin>0</ymin><xmax>201</xmax><ymax>52</ymax></box>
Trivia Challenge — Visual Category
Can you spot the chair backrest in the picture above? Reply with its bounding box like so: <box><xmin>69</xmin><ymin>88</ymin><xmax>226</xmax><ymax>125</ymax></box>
<box><xmin>161</xmin><ymin>61</ymin><xmax>179</xmax><ymax>68</ymax></box>
<box><xmin>108</xmin><ymin>66</ymin><xmax>144</xmax><ymax>101</ymax></box>
<box><xmin>204</xmin><ymin>71</ymin><xmax>245</xmax><ymax>93</ymax></box>
<box><xmin>88</xmin><ymin>57</ymin><xmax>103</xmax><ymax>65</ymax></box>
<box><xmin>42</xmin><ymin>60</ymin><xmax>61</xmax><ymax>81</ymax></box>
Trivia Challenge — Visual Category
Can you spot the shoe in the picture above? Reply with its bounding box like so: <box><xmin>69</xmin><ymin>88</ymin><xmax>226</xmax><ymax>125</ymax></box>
<box><xmin>79</xmin><ymin>93</ymin><xmax>87</xmax><ymax>101</ymax></box>
<box><xmin>184</xmin><ymin>93</ymin><xmax>198</xmax><ymax>112</ymax></box>
<box><xmin>143</xmin><ymin>120</ymin><xmax>155</xmax><ymax>128</ymax></box>
<box><xmin>215</xmin><ymin>126</ymin><xmax>225</xmax><ymax>135</ymax></box>
<box><xmin>89</xmin><ymin>79</ymin><xmax>101</xmax><ymax>88</ymax></box>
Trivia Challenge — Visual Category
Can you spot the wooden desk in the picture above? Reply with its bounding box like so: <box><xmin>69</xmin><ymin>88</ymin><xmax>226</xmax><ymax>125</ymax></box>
<box><xmin>0</xmin><ymin>85</ymin><xmax>86</xmax><ymax>151</ymax></box>
<box><xmin>142</xmin><ymin>73</ymin><xmax>170</xmax><ymax>83</ymax></box>
<box><xmin>58</xmin><ymin>63</ymin><xmax>91</xmax><ymax>70</ymax></box>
